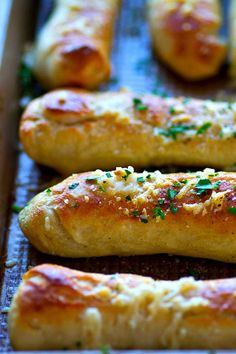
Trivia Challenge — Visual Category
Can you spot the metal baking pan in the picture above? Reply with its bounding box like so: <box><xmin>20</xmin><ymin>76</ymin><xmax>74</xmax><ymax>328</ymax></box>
<box><xmin>0</xmin><ymin>0</ymin><xmax>236</xmax><ymax>352</ymax></box>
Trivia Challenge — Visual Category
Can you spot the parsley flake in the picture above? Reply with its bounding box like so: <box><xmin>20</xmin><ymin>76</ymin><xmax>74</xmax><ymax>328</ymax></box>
<box><xmin>12</xmin><ymin>204</ymin><xmax>23</xmax><ymax>214</ymax></box>
<box><xmin>68</xmin><ymin>183</ymin><xmax>79</xmax><ymax>190</ymax></box>
<box><xmin>100</xmin><ymin>345</ymin><xmax>111</xmax><ymax>354</ymax></box>
<box><xmin>196</xmin><ymin>122</ymin><xmax>212</xmax><ymax>135</ymax></box>
<box><xmin>122</xmin><ymin>169</ymin><xmax>132</xmax><ymax>181</ymax></box>
<box><xmin>146</xmin><ymin>174</ymin><xmax>152</xmax><ymax>180</ymax></box>
<box><xmin>131</xmin><ymin>210</ymin><xmax>139</xmax><ymax>217</ymax></box>
<box><xmin>195</xmin><ymin>179</ymin><xmax>220</xmax><ymax>196</ymax></box>
<box><xmin>133</xmin><ymin>98</ymin><xmax>148</xmax><ymax>111</ymax></box>
<box><xmin>86</xmin><ymin>175</ymin><xmax>100</xmax><ymax>182</ymax></box>
<box><xmin>158</xmin><ymin>198</ymin><xmax>165</xmax><ymax>205</ymax></box>
<box><xmin>169</xmin><ymin>106</ymin><xmax>176</xmax><ymax>114</ymax></box>
<box><xmin>228</xmin><ymin>207</ymin><xmax>236</xmax><ymax>216</ymax></box>
<box><xmin>170</xmin><ymin>204</ymin><xmax>178</xmax><ymax>214</ymax></box>
<box><xmin>46</xmin><ymin>188</ymin><xmax>52</xmax><ymax>194</ymax></box>
<box><xmin>99</xmin><ymin>185</ymin><xmax>106</xmax><ymax>192</ymax></box>
<box><xmin>140</xmin><ymin>217</ymin><xmax>148</xmax><ymax>224</ymax></box>
<box><xmin>125</xmin><ymin>195</ymin><xmax>132</xmax><ymax>201</ymax></box>
<box><xmin>180</xmin><ymin>179</ymin><xmax>188</xmax><ymax>184</ymax></box>
<box><xmin>156</xmin><ymin>124</ymin><xmax>195</xmax><ymax>140</ymax></box>
<box><xmin>167</xmin><ymin>189</ymin><xmax>178</xmax><ymax>200</ymax></box>
<box><xmin>105</xmin><ymin>172</ymin><xmax>112</xmax><ymax>178</ymax></box>
<box><xmin>152</xmin><ymin>206</ymin><xmax>165</xmax><ymax>220</ymax></box>
<box><xmin>137</xmin><ymin>177</ymin><xmax>145</xmax><ymax>183</ymax></box>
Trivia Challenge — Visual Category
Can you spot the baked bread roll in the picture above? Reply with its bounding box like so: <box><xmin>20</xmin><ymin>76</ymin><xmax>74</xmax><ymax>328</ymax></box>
<box><xmin>33</xmin><ymin>0</ymin><xmax>119</xmax><ymax>89</ymax></box>
<box><xmin>147</xmin><ymin>0</ymin><xmax>227</xmax><ymax>80</ymax></box>
<box><xmin>8</xmin><ymin>264</ymin><xmax>236</xmax><ymax>350</ymax></box>
<box><xmin>20</xmin><ymin>89</ymin><xmax>236</xmax><ymax>175</ymax></box>
<box><xmin>19</xmin><ymin>166</ymin><xmax>236</xmax><ymax>261</ymax></box>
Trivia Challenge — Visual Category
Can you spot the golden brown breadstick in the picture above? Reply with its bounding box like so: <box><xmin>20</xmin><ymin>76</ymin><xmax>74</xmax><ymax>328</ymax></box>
<box><xmin>33</xmin><ymin>0</ymin><xmax>119</xmax><ymax>89</ymax></box>
<box><xmin>8</xmin><ymin>264</ymin><xmax>236</xmax><ymax>350</ymax></box>
<box><xmin>147</xmin><ymin>0</ymin><xmax>226</xmax><ymax>80</ymax></box>
<box><xmin>19</xmin><ymin>167</ymin><xmax>236</xmax><ymax>261</ymax></box>
<box><xmin>20</xmin><ymin>89</ymin><xmax>236</xmax><ymax>175</ymax></box>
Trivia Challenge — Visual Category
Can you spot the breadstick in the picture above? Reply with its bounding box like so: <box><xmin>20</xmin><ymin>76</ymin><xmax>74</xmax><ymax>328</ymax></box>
<box><xmin>19</xmin><ymin>167</ymin><xmax>236</xmax><ymax>261</ymax></box>
<box><xmin>8</xmin><ymin>264</ymin><xmax>236</xmax><ymax>350</ymax></box>
<box><xmin>20</xmin><ymin>90</ymin><xmax>236</xmax><ymax>175</ymax></box>
<box><xmin>147</xmin><ymin>0</ymin><xmax>226</xmax><ymax>80</ymax></box>
<box><xmin>33</xmin><ymin>0</ymin><xmax>119</xmax><ymax>89</ymax></box>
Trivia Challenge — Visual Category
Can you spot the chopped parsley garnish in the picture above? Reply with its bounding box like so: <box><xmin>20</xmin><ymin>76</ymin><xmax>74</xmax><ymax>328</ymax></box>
<box><xmin>68</xmin><ymin>183</ymin><xmax>79</xmax><ymax>190</ymax></box>
<box><xmin>219</xmin><ymin>130</ymin><xmax>224</xmax><ymax>138</ymax></box>
<box><xmin>228</xmin><ymin>207</ymin><xmax>236</xmax><ymax>216</ymax></box>
<box><xmin>233</xmin><ymin>132</ymin><xmax>236</xmax><ymax>138</ymax></box>
<box><xmin>173</xmin><ymin>180</ymin><xmax>187</xmax><ymax>187</ymax></box>
<box><xmin>12</xmin><ymin>204</ymin><xmax>23</xmax><ymax>214</ymax></box>
<box><xmin>196</xmin><ymin>122</ymin><xmax>212</xmax><ymax>135</ymax></box>
<box><xmin>156</xmin><ymin>124</ymin><xmax>195</xmax><ymax>140</ymax></box>
<box><xmin>122</xmin><ymin>169</ymin><xmax>132</xmax><ymax>181</ymax></box>
<box><xmin>158</xmin><ymin>198</ymin><xmax>165</xmax><ymax>205</ymax></box>
<box><xmin>152</xmin><ymin>206</ymin><xmax>165</xmax><ymax>220</ymax></box>
<box><xmin>140</xmin><ymin>217</ymin><xmax>148</xmax><ymax>224</ymax></box>
<box><xmin>180</xmin><ymin>179</ymin><xmax>188</xmax><ymax>184</ymax></box>
<box><xmin>167</xmin><ymin>188</ymin><xmax>178</xmax><ymax>200</ymax></box>
<box><xmin>125</xmin><ymin>195</ymin><xmax>132</xmax><ymax>201</ymax></box>
<box><xmin>131</xmin><ymin>210</ymin><xmax>139</xmax><ymax>217</ymax></box>
<box><xmin>105</xmin><ymin>172</ymin><xmax>112</xmax><ymax>178</ymax></box>
<box><xmin>86</xmin><ymin>175</ymin><xmax>100</xmax><ymax>182</ymax></box>
<box><xmin>100</xmin><ymin>345</ymin><xmax>111</xmax><ymax>354</ymax></box>
<box><xmin>137</xmin><ymin>177</ymin><xmax>145</xmax><ymax>183</ymax></box>
<box><xmin>46</xmin><ymin>188</ymin><xmax>52</xmax><ymax>194</ymax></box>
<box><xmin>234</xmin><ymin>186</ymin><xmax>236</xmax><ymax>190</ymax></box>
<box><xmin>146</xmin><ymin>174</ymin><xmax>152</xmax><ymax>180</ymax></box>
<box><xmin>195</xmin><ymin>179</ymin><xmax>220</xmax><ymax>196</ymax></box>
<box><xmin>169</xmin><ymin>106</ymin><xmax>176</xmax><ymax>114</ymax></box>
<box><xmin>170</xmin><ymin>204</ymin><xmax>178</xmax><ymax>214</ymax></box>
<box><xmin>133</xmin><ymin>98</ymin><xmax>148</xmax><ymax>111</ymax></box>
<box><xmin>19</xmin><ymin>54</ymin><xmax>44</xmax><ymax>109</ymax></box>
<box><xmin>99</xmin><ymin>185</ymin><xmax>106</xmax><ymax>192</ymax></box>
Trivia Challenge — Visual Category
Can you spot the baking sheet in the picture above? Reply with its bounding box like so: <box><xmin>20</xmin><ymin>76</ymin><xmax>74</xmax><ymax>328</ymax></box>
<box><xmin>1</xmin><ymin>0</ymin><xmax>236</xmax><ymax>351</ymax></box>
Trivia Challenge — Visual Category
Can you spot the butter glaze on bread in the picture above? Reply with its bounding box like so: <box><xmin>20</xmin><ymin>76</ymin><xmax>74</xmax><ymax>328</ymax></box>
<box><xmin>8</xmin><ymin>264</ymin><xmax>236</xmax><ymax>349</ymax></box>
<box><xmin>147</xmin><ymin>0</ymin><xmax>226</xmax><ymax>80</ymax></box>
<box><xmin>33</xmin><ymin>0</ymin><xmax>119</xmax><ymax>89</ymax></box>
<box><xmin>19</xmin><ymin>167</ymin><xmax>236</xmax><ymax>261</ymax></box>
<box><xmin>20</xmin><ymin>90</ymin><xmax>236</xmax><ymax>175</ymax></box>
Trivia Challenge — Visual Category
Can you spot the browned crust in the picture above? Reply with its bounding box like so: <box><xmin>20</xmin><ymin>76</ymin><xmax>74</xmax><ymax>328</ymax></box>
<box><xmin>33</xmin><ymin>0</ymin><xmax>119</xmax><ymax>89</ymax></box>
<box><xmin>9</xmin><ymin>264</ymin><xmax>236</xmax><ymax>350</ymax></box>
<box><xmin>148</xmin><ymin>0</ymin><xmax>227</xmax><ymax>80</ymax></box>
<box><xmin>12</xmin><ymin>263</ymin><xmax>236</xmax><ymax>318</ymax></box>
